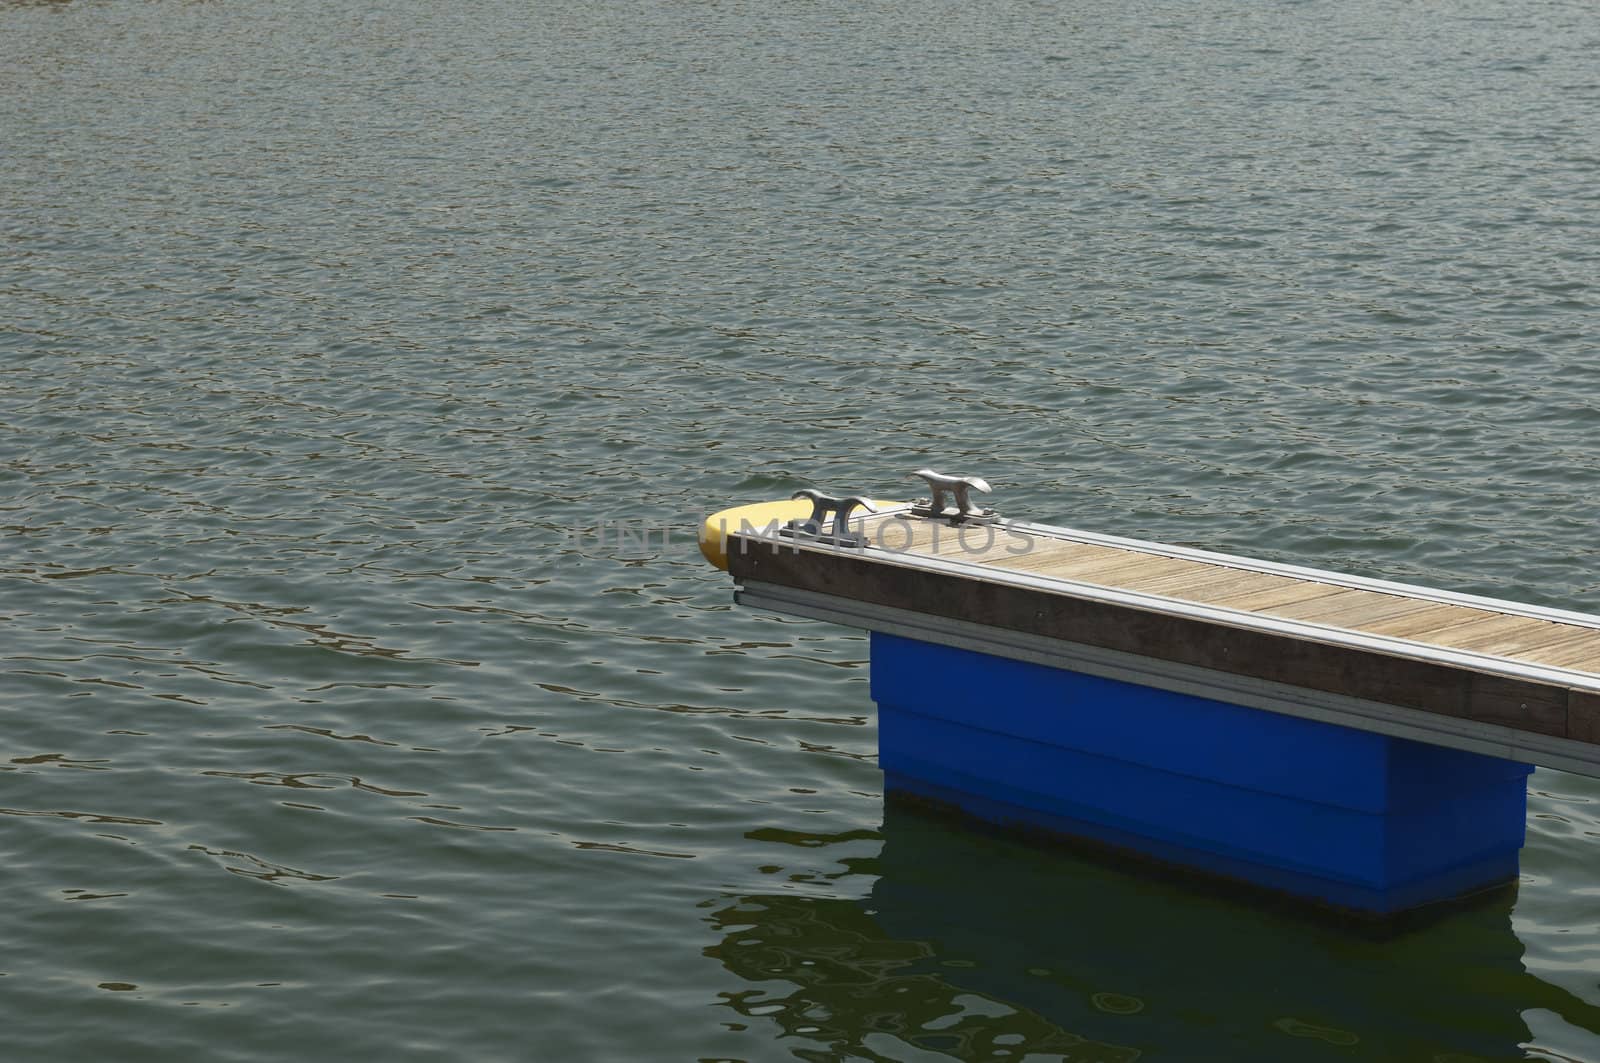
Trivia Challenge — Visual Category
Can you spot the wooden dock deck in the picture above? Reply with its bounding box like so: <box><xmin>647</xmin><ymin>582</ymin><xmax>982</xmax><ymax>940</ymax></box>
<box><xmin>727</xmin><ymin>507</ymin><xmax>1600</xmax><ymax>776</ymax></box>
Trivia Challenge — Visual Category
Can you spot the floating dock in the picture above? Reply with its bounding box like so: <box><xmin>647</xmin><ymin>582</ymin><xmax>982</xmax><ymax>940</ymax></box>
<box><xmin>703</xmin><ymin>475</ymin><xmax>1600</xmax><ymax>917</ymax></box>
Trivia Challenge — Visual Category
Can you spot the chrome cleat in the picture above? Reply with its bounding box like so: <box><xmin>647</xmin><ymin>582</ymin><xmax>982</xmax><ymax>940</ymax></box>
<box><xmin>911</xmin><ymin>469</ymin><xmax>995</xmax><ymax>522</ymax></box>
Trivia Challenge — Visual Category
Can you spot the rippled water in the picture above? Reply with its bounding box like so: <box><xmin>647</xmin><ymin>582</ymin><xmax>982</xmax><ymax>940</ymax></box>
<box><xmin>4</xmin><ymin>0</ymin><xmax>1600</xmax><ymax>1058</ymax></box>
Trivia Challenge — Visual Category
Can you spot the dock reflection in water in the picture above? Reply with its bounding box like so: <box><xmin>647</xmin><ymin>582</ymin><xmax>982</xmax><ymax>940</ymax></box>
<box><xmin>707</xmin><ymin>803</ymin><xmax>1600</xmax><ymax>1061</ymax></box>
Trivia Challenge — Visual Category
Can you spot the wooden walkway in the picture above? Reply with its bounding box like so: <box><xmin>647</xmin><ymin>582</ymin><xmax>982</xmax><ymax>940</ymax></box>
<box><xmin>874</xmin><ymin>515</ymin><xmax>1600</xmax><ymax>674</ymax></box>
<box><xmin>727</xmin><ymin>508</ymin><xmax>1600</xmax><ymax>774</ymax></box>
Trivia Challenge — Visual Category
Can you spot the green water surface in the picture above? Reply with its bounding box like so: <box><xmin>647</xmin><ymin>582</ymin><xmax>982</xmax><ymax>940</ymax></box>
<box><xmin>4</xmin><ymin>0</ymin><xmax>1600</xmax><ymax>1059</ymax></box>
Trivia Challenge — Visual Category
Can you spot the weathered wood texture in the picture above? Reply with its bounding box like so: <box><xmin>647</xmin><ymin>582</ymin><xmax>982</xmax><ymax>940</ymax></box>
<box><xmin>729</xmin><ymin>525</ymin><xmax>1600</xmax><ymax>745</ymax></box>
<box><xmin>872</xmin><ymin>520</ymin><xmax>1600</xmax><ymax>675</ymax></box>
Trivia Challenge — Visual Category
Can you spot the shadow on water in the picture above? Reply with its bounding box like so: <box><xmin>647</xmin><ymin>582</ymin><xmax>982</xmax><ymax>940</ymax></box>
<box><xmin>708</xmin><ymin>802</ymin><xmax>1600</xmax><ymax>1062</ymax></box>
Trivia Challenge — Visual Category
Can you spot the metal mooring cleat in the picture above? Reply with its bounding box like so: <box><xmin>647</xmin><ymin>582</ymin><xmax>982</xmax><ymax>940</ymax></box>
<box><xmin>911</xmin><ymin>469</ymin><xmax>995</xmax><ymax>522</ymax></box>
<box><xmin>783</xmin><ymin>489</ymin><xmax>878</xmax><ymax>547</ymax></box>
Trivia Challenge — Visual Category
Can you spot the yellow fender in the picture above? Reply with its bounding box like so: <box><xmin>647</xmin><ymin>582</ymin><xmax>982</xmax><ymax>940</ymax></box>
<box><xmin>699</xmin><ymin>498</ymin><xmax>900</xmax><ymax>571</ymax></box>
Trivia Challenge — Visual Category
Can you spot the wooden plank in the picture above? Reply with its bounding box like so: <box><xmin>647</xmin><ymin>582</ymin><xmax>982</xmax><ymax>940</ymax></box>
<box><xmin>1272</xmin><ymin>592</ymin><xmax>1439</xmax><ymax>629</ymax></box>
<box><xmin>1165</xmin><ymin>570</ymin><xmax>1317</xmax><ymax>607</ymax></box>
<box><xmin>979</xmin><ymin>537</ymin><xmax>1124</xmax><ymax>573</ymax></box>
<box><xmin>872</xmin><ymin>515</ymin><xmax>1026</xmax><ymax>555</ymax></box>
<box><xmin>1413</xmin><ymin>614</ymin><xmax>1573</xmax><ymax>654</ymax></box>
<box><xmin>949</xmin><ymin>537</ymin><xmax>1060</xmax><ymax>565</ymax></box>
<box><xmin>1520</xmin><ymin>639</ymin><xmax>1600</xmax><ymax>674</ymax></box>
<box><xmin>1358</xmin><ymin>604</ymin><xmax>1503</xmax><ymax>640</ymax></box>
<box><xmin>868</xmin><ymin>517</ymin><xmax>947</xmax><ymax>553</ymax></box>
<box><xmin>900</xmin><ymin>524</ymin><xmax>1042</xmax><ymax>564</ymax></box>
<box><xmin>1007</xmin><ymin>547</ymin><xmax>1169</xmax><ymax>580</ymax></box>
<box><xmin>1113</xmin><ymin>568</ymin><xmax>1281</xmax><ymax>605</ymax></box>
<box><xmin>1205</xmin><ymin>580</ymin><xmax>1352</xmax><ymax>613</ymax></box>
<box><xmin>873</xmin><ymin>517</ymin><xmax>1028</xmax><ymax>558</ymax></box>
<box><xmin>1445</xmin><ymin>622</ymin><xmax>1596</xmax><ymax>657</ymax></box>
<box><xmin>994</xmin><ymin>532</ymin><xmax>1125</xmax><ymax>567</ymax></box>
<box><xmin>1260</xmin><ymin>588</ymin><xmax>1409</xmax><ymax>624</ymax></box>
<box><xmin>1464</xmin><ymin>674</ymin><xmax>1568</xmax><ymax>736</ymax></box>
<box><xmin>1086</xmin><ymin>556</ymin><xmax>1219</xmax><ymax>590</ymax></box>
<box><xmin>1572</xmin><ymin>690</ymin><xmax>1600</xmax><ymax>743</ymax></box>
